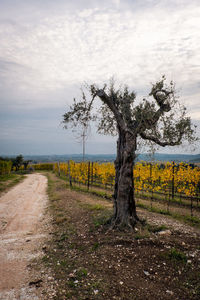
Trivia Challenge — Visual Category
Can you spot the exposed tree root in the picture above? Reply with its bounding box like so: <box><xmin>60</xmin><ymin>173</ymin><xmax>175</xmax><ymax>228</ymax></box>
<box><xmin>106</xmin><ymin>214</ymin><xmax>145</xmax><ymax>232</ymax></box>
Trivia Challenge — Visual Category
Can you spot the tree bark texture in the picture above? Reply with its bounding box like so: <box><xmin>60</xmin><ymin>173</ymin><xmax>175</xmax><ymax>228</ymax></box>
<box><xmin>113</xmin><ymin>130</ymin><xmax>138</xmax><ymax>228</ymax></box>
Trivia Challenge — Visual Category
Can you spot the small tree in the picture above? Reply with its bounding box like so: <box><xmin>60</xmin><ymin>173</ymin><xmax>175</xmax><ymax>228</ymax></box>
<box><xmin>12</xmin><ymin>155</ymin><xmax>24</xmax><ymax>171</ymax></box>
<box><xmin>23</xmin><ymin>160</ymin><xmax>31</xmax><ymax>170</ymax></box>
<box><xmin>63</xmin><ymin>77</ymin><xmax>196</xmax><ymax>229</ymax></box>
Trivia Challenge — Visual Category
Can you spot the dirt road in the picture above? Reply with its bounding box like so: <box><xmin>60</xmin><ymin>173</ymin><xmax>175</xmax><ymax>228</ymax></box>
<box><xmin>0</xmin><ymin>173</ymin><xmax>48</xmax><ymax>300</ymax></box>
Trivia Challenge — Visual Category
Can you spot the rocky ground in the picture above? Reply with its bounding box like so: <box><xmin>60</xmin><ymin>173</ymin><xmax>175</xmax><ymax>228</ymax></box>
<box><xmin>38</xmin><ymin>173</ymin><xmax>200</xmax><ymax>300</ymax></box>
<box><xmin>0</xmin><ymin>172</ymin><xmax>200</xmax><ymax>299</ymax></box>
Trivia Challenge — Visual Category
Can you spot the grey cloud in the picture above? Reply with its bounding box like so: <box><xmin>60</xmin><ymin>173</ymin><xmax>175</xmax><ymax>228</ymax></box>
<box><xmin>1</xmin><ymin>0</ymin><xmax>198</xmax><ymax>25</ymax></box>
<box><xmin>0</xmin><ymin>58</ymin><xmax>29</xmax><ymax>73</ymax></box>
<box><xmin>0</xmin><ymin>0</ymin><xmax>199</xmax><ymax>155</ymax></box>
<box><xmin>182</xmin><ymin>81</ymin><xmax>200</xmax><ymax>96</ymax></box>
<box><xmin>0</xmin><ymin>104</ymin><xmax>117</xmax><ymax>155</ymax></box>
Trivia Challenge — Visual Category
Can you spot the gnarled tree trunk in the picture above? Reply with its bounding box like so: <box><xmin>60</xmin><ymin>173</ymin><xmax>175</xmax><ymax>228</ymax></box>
<box><xmin>113</xmin><ymin>131</ymin><xmax>139</xmax><ymax>228</ymax></box>
<box><xmin>113</xmin><ymin>127</ymin><xmax>124</xmax><ymax>218</ymax></box>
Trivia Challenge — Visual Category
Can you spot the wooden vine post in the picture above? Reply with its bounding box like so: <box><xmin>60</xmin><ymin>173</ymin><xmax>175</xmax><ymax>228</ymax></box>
<box><xmin>91</xmin><ymin>162</ymin><xmax>94</xmax><ymax>187</ymax></box>
<box><xmin>68</xmin><ymin>160</ymin><xmax>72</xmax><ymax>187</ymax></box>
<box><xmin>87</xmin><ymin>161</ymin><xmax>90</xmax><ymax>190</ymax></box>
<box><xmin>172</xmin><ymin>161</ymin><xmax>175</xmax><ymax>200</ymax></box>
<box><xmin>57</xmin><ymin>162</ymin><xmax>60</xmax><ymax>177</ymax></box>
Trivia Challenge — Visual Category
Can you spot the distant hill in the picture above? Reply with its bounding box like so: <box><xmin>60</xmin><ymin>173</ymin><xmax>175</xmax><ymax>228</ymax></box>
<box><xmin>136</xmin><ymin>153</ymin><xmax>200</xmax><ymax>163</ymax></box>
<box><xmin>2</xmin><ymin>153</ymin><xmax>199</xmax><ymax>163</ymax></box>
<box><xmin>22</xmin><ymin>154</ymin><xmax>116</xmax><ymax>163</ymax></box>
<box><xmin>1</xmin><ymin>153</ymin><xmax>200</xmax><ymax>163</ymax></box>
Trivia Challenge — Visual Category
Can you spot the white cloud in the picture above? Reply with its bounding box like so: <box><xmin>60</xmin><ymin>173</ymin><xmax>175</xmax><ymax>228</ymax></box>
<box><xmin>0</xmin><ymin>2</ymin><xmax>199</xmax><ymax>109</ymax></box>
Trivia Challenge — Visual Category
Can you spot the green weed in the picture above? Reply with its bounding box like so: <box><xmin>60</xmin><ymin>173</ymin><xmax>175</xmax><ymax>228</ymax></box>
<box><xmin>91</xmin><ymin>242</ymin><xmax>100</xmax><ymax>251</ymax></box>
<box><xmin>93</xmin><ymin>213</ymin><xmax>112</xmax><ymax>228</ymax></box>
<box><xmin>135</xmin><ymin>233</ymin><xmax>149</xmax><ymax>240</ymax></box>
<box><xmin>165</xmin><ymin>248</ymin><xmax>187</xmax><ymax>263</ymax></box>
<box><xmin>86</xmin><ymin>203</ymin><xmax>105</xmax><ymax>211</ymax></box>
<box><xmin>0</xmin><ymin>174</ymin><xmax>25</xmax><ymax>193</ymax></box>
<box><xmin>147</xmin><ymin>224</ymin><xmax>167</xmax><ymax>233</ymax></box>
<box><xmin>77</xmin><ymin>268</ymin><xmax>88</xmax><ymax>278</ymax></box>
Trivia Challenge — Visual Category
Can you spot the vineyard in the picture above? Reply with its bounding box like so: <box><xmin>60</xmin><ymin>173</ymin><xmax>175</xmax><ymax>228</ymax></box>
<box><xmin>2</xmin><ymin>158</ymin><xmax>200</xmax><ymax>222</ymax></box>
<box><xmin>0</xmin><ymin>160</ymin><xmax>12</xmax><ymax>175</ymax></box>
<box><xmin>51</xmin><ymin>161</ymin><xmax>199</xmax><ymax>196</ymax></box>
<box><xmin>31</xmin><ymin>160</ymin><xmax>200</xmax><ymax>223</ymax></box>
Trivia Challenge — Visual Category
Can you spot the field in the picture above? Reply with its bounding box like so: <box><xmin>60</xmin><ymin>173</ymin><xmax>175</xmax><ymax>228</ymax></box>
<box><xmin>0</xmin><ymin>162</ymin><xmax>200</xmax><ymax>299</ymax></box>
<box><xmin>35</xmin><ymin>160</ymin><xmax>200</xmax><ymax>227</ymax></box>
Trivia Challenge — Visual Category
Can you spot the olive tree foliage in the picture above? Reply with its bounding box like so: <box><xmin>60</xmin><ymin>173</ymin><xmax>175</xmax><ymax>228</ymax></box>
<box><xmin>12</xmin><ymin>155</ymin><xmax>24</xmax><ymax>171</ymax></box>
<box><xmin>63</xmin><ymin>77</ymin><xmax>196</xmax><ymax>229</ymax></box>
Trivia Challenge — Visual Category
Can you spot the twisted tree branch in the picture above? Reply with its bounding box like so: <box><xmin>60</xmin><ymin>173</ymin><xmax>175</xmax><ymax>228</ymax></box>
<box><xmin>95</xmin><ymin>89</ymin><xmax>125</xmax><ymax>130</ymax></box>
<box><xmin>140</xmin><ymin>131</ymin><xmax>183</xmax><ymax>147</ymax></box>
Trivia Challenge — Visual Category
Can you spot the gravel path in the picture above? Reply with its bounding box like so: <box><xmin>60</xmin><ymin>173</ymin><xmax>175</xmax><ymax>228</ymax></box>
<box><xmin>0</xmin><ymin>173</ymin><xmax>48</xmax><ymax>300</ymax></box>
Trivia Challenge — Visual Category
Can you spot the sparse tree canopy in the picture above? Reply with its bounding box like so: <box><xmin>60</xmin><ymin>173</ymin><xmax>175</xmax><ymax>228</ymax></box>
<box><xmin>63</xmin><ymin>77</ymin><xmax>196</xmax><ymax>229</ymax></box>
<box><xmin>12</xmin><ymin>155</ymin><xmax>24</xmax><ymax>171</ymax></box>
<box><xmin>23</xmin><ymin>160</ymin><xmax>31</xmax><ymax>170</ymax></box>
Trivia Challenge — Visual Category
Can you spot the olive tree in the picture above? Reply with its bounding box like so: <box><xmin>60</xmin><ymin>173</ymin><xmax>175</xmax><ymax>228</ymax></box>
<box><xmin>63</xmin><ymin>77</ymin><xmax>196</xmax><ymax>229</ymax></box>
<box><xmin>12</xmin><ymin>154</ymin><xmax>24</xmax><ymax>171</ymax></box>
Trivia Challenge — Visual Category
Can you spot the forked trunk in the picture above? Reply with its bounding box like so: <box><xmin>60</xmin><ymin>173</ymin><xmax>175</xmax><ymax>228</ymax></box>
<box><xmin>113</xmin><ymin>130</ymin><xmax>139</xmax><ymax>229</ymax></box>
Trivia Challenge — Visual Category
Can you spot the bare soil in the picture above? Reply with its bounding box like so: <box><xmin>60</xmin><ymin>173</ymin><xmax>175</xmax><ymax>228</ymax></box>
<box><xmin>1</xmin><ymin>172</ymin><xmax>200</xmax><ymax>300</ymax></box>
<box><xmin>0</xmin><ymin>173</ymin><xmax>49</xmax><ymax>300</ymax></box>
<box><xmin>42</xmin><ymin>173</ymin><xmax>200</xmax><ymax>300</ymax></box>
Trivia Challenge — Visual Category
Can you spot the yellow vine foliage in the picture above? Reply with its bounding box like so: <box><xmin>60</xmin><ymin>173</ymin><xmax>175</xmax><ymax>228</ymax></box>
<box><xmin>0</xmin><ymin>160</ymin><xmax>12</xmax><ymax>175</ymax></box>
<box><xmin>46</xmin><ymin>160</ymin><xmax>200</xmax><ymax>198</ymax></box>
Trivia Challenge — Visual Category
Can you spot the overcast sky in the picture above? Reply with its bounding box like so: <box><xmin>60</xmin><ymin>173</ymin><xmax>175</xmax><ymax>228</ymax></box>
<box><xmin>0</xmin><ymin>0</ymin><xmax>200</xmax><ymax>156</ymax></box>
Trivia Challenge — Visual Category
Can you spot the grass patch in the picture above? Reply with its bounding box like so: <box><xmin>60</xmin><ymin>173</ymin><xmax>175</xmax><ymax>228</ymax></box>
<box><xmin>150</xmin><ymin>206</ymin><xmax>171</xmax><ymax>215</ymax></box>
<box><xmin>56</xmin><ymin>173</ymin><xmax>112</xmax><ymax>200</ymax></box>
<box><xmin>42</xmin><ymin>255</ymin><xmax>50</xmax><ymax>264</ymax></box>
<box><xmin>183</xmin><ymin>272</ymin><xmax>200</xmax><ymax>298</ymax></box>
<box><xmin>169</xmin><ymin>213</ymin><xmax>200</xmax><ymax>228</ymax></box>
<box><xmin>59</xmin><ymin>233</ymin><xmax>69</xmax><ymax>242</ymax></box>
<box><xmin>72</xmin><ymin>184</ymin><xmax>112</xmax><ymax>200</ymax></box>
<box><xmin>54</xmin><ymin>216</ymin><xmax>67</xmax><ymax>225</ymax></box>
<box><xmin>135</xmin><ymin>233</ymin><xmax>149</xmax><ymax>240</ymax></box>
<box><xmin>182</xmin><ymin>215</ymin><xmax>200</xmax><ymax>226</ymax></box>
<box><xmin>137</xmin><ymin>202</ymin><xmax>170</xmax><ymax>215</ymax></box>
<box><xmin>92</xmin><ymin>211</ymin><xmax>112</xmax><ymax>228</ymax></box>
<box><xmin>77</xmin><ymin>268</ymin><xmax>88</xmax><ymax>278</ymax></box>
<box><xmin>82</xmin><ymin>203</ymin><xmax>105</xmax><ymax>211</ymax></box>
<box><xmin>137</xmin><ymin>201</ymin><xmax>200</xmax><ymax>228</ymax></box>
<box><xmin>90</xmin><ymin>189</ymin><xmax>112</xmax><ymax>199</ymax></box>
<box><xmin>147</xmin><ymin>224</ymin><xmax>168</xmax><ymax>233</ymax></box>
<box><xmin>0</xmin><ymin>174</ymin><xmax>17</xmax><ymax>181</ymax></box>
<box><xmin>0</xmin><ymin>173</ymin><xmax>25</xmax><ymax>193</ymax></box>
<box><xmin>46</xmin><ymin>172</ymin><xmax>60</xmax><ymax>202</ymax></box>
<box><xmin>91</xmin><ymin>242</ymin><xmax>100</xmax><ymax>251</ymax></box>
<box><xmin>164</xmin><ymin>248</ymin><xmax>187</xmax><ymax>263</ymax></box>
<box><xmin>135</xmin><ymin>190</ymin><xmax>200</xmax><ymax>209</ymax></box>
